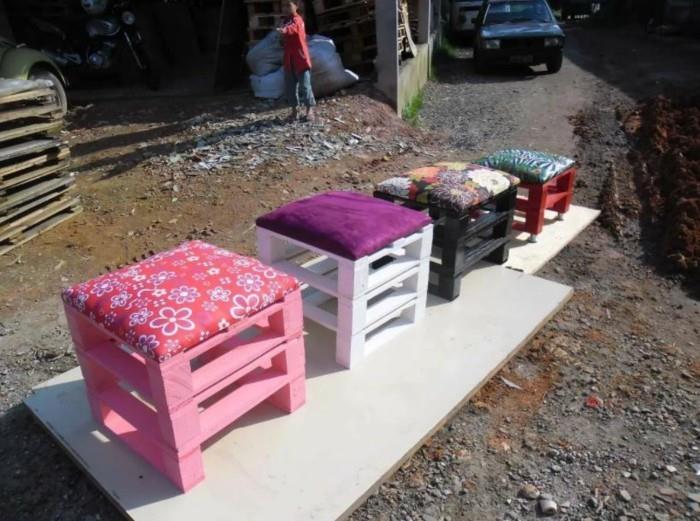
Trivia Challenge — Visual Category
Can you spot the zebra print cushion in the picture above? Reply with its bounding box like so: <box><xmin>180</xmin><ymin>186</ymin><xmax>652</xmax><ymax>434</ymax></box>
<box><xmin>474</xmin><ymin>149</ymin><xmax>575</xmax><ymax>184</ymax></box>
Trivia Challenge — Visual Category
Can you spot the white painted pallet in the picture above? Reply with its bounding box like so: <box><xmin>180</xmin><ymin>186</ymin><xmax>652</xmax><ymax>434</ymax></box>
<box><xmin>26</xmin><ymin>265</ymin><xmax>572</xmax><ymax>521</ymax></box>
<box><xmin>257</xmin><ymin>224</ymin><xmax>434</xmax><ymax>368</ymax></box>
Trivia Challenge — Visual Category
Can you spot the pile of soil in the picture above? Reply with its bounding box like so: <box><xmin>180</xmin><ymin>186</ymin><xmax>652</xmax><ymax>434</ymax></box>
<box><xmin>626</xmin><ymin>94</ymin><xmax>700</xmax><ymax>285</ymax></box>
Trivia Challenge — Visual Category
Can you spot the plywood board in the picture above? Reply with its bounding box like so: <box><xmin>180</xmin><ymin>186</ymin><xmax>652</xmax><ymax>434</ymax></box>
<box><xmin>506</xmin><ymin>205</ymin><xmax>600</xmax><ymax>274</ymax></box>
<box><xmin>0</xmin><ymin>138</ymin><xmax>61</xmax><ymax>164</ymax></box>
<box><xmin>25</xmin><ymin>265</ymin><xmax>572</xmax><ymax>521</ymax></box>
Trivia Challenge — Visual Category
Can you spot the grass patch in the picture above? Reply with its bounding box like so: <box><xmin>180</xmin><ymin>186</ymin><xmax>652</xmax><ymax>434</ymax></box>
<box><xmin>437</xmin><ymin>37</ymin><xmax>460</xmax><ymax>59</ymax></box>
<box><xmin>402</xmin><ymin>89</ymin><xmax>424</xmax><ymax>126</ymax></box>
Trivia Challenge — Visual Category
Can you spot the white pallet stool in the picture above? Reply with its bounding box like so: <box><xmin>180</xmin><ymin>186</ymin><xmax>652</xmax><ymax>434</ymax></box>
<box><xmin>257</xmin><ymin>225</ymin><xmax>432</xmax><ymax>368</ymax></box>
<box><xmin>255</xmin><ymin>192</ymin><xmax>433</xmax><ymax>368</ymax></box>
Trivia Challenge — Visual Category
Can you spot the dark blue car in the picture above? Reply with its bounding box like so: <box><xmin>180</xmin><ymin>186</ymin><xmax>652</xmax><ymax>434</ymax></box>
<box><xmin>473</xmin><ymin>0</ymin><xmax>565</xmax><ymax>74</ymax></box>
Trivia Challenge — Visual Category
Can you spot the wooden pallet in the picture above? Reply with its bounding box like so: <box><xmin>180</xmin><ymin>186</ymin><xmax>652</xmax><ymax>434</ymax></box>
<box><xmin>249</xmin><ymin>13</ymin><xmax>285</xmax><ymax>29</ymax></box>
<box><xmin>316</xmin><ymin>2</ymin><xmax>374</xmax><ymax>27</ymax></box>
<box><xmin>313</xmin><ymin>0</ymin><xmax>372</xmax><ymax>14</ymax></box>
<box><xmin>0</xmin><ymin>78</ymin><xmax>79</xmax><ymax>256</ymax></box>
<box><xmin>245</xmin><ymin>0</ymin><xmax>282</xmax><ymax>15</ymax></box>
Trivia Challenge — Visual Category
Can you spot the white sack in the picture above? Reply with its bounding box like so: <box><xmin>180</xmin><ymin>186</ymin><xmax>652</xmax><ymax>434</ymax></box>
<box><xmin>250</xmin><ymin>68</ymin><xmax>285</xmax><ymax>99</ymax></box>
<box><xmin>247</xmin><ymin>33</ymin><xmax>358</xmax><ymax>99</ymax></box>
<box><xmin>246</xmin><ymin>30</ymin><xmax>283</xmax><ymax>76</ymax></box>
<box><xmin>308</xmin><ymin>35</ymin><xmax>359</xmax><ymax>97</ymax></box>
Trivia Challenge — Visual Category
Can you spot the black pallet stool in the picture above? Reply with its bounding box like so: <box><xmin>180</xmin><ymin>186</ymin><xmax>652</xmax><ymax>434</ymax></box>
<box><xmin>374</xmin><ymin>162</ymin><xmax>519</xmax><ymax>301</ymax></box>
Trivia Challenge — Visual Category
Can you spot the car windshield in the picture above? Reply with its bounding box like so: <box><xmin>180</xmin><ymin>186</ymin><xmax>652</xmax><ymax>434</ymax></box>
<box><xmin>484</xmin><ymin>0</ymin><xmax>553</xmax><ymax>24</ymax></box>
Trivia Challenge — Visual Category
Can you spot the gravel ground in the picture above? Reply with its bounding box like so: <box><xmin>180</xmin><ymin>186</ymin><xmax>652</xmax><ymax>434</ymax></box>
<box><xmin>1</xmin><ymin>22</ymin><xmax>700</xmax><ymax>521</ymax></box>
<box><xmin>348</xmin><ymin>23</ymin><xmax>700</xmax><ymax>521</ymax></box>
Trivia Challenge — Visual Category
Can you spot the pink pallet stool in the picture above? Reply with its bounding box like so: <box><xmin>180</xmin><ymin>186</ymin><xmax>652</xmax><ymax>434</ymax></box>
<box><xmin>61</xmin><ymin>241</ymin><xmax>306</xmax><ymax>492</ymax></box>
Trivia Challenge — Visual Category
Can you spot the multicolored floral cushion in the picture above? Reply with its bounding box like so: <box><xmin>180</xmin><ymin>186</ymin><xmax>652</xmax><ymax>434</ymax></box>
<box><xmin>375</xmin><ymin>162</ymin><xmax>519</xmax><ymax>214</ymax></box>
<box><xmin>62</xmin><ymin>241</ymin><xmax>299</xmax><ymax>362</ymax></box>
<box><xmin>474</xmin><ymin>149</ymin><xmax>575</xmax><ymax>184</ymax></box>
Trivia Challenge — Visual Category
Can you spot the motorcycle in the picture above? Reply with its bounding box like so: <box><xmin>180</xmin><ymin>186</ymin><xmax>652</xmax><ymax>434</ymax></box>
<box><xmin>31</xmin><ymin>0</ymin><xmax>160</xmax><ymax>90</ymax></box>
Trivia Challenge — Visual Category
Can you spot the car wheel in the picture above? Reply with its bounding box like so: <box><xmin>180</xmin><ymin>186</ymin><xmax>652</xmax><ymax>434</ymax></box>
<box><xmin>473</xmin><ymin>49</ymin><xmax>486</xmax><ymax>73</ymax></box>
<box><xmin>29</xmin><ymin>69</ymin><xmax>68</xmax><ymax>115</ymax></box>
<box><xmin>546</xmin><ymin>51</ymin><xmax>563</xmax><ymax>73</ymax></box>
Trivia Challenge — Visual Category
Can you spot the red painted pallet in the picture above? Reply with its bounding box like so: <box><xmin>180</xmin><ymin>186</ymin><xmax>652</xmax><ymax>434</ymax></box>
<box><xmin>513</xmin><ymin>168</ymin><xmax>577</xmax><ymax>241</ymax></box>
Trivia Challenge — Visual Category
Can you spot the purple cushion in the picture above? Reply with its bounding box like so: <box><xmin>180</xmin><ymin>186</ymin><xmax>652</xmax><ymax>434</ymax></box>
<box><xmin>256</xmin><ymin>191</ymin><xmax>431</xmax><ymax>260</ymax></box>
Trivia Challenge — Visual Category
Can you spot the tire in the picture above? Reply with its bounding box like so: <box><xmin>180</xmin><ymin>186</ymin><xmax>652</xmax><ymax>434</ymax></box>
<box><xmin>29</xmin><ymin>69</ymin><xmax>68</xmax><ymax>115</ymax></box>
<box><xmin>546</xmin><ymin>51</ymin><xmax>563</xmax><ymax>74</ymax></box>
<box><xmin>473</xmin><ymin>49</ymin><xmax>486</xmax><ymax>73</ymax></box>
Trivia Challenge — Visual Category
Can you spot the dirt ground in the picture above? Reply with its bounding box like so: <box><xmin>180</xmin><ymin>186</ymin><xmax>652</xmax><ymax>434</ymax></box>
<box><xmin>1</xmin><ymin>22</ymin><xmax>699</xmax><ymax>521</ymax></box>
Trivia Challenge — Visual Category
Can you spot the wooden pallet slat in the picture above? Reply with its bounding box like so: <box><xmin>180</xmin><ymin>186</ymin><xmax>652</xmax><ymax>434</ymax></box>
<box><xmin>0</xmin><ymin>78</ymin><xmax>77</xmax><ymax>256</ymax></box>
<box><xmin>0</xmin><ymin>204</ymin><xmax>82</xmax><ymax>256</ymax></box>
<box><xmin>0</xmin><ymin>120</ymin><xmax>63</xmax><ymax>145</ymax></box>
<box><xmin>0</xmin><ymin>193</ymin><xmax>79</xmax><ymax>241</ymax></box>
<box><xmin>0</xmin><ymin>102</ymin><xmax>62</xmax><ymax>125</ymax></box>
<box><xmin>0</xmin><ymin>175</ymin><xmax>74</xmax><ymax>214</ymax></box>
<box><xmin>0</xmin><ymin>138</ymin><xmax>63</xmax><ymax>164</ymax></box>
<box><xmin>0</xmin><ymin>158</ymin><xmax>71</xmax><ymax>193</ymax></box>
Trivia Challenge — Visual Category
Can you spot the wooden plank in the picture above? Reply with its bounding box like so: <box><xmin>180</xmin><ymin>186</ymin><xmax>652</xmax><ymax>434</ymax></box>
<box><xmin>0</xmin><ymin>79</ymin><xmax>52</xmax><ymax>100</ymax></box>
<box><xmin>0</xmin><ymin>102</ymin><xmax>62</xmax><ymax>124</ymax></box>
<box><xmin>0</xmin><ymin>175</ymin><xmax>73</xmax><ymax>213</ymax></box>
<box><xmin>0</xmin><ymin>188</ymin><xmax>70</xmax><ymax>226</ymax></box>
<box><xmin>0</xmin><ymin>88</ymin><xmax>56</xmax><ymax>106</ymax></box>
<box><xmin>0</xmin><ymin>205</ymin><xmax>82</xmax><ymax>256</ymax></box>
<box><xmin>0</xmin><ymin>156</ymin><xmax>70</xmax><ymax>190</ymax></box>
<box><xmin>0</xmin><ymin>195</ymin><xmax>79</xmax><ymax>241</ymax></box>
<box><xmin>24</xmin><ymin>264</ymin><xmax>574</xmax><ymax>521</ymax></box>
<box><xmin>0</xmin><ymin>120</ymin><xmax>63</xmax><ymax>144</ymax></box>
<box><xmin>0</xmin><ymin>138</ymin><xmax>63</xmax><ymax>164</ymax></box>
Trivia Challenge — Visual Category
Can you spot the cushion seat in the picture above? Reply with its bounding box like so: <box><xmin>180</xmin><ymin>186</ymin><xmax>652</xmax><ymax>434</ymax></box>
<box><xmin>256</xmin><ymin>191</ymin><xmax>432</xmax><ymax>260</ymax></box>
<box><xmin>474</xmin><ymin>149</ymin><xmax>575</xmax><ymax>184</ymax></box>
<box><xmin>375</xmin><ymin>162</ymin><xmax>519</xmax><ymax>215</ymax></box>
<box><xmin>61</xmin><ymin>240</ymin><xmax>299</xmax><ymax>362</ymax></box>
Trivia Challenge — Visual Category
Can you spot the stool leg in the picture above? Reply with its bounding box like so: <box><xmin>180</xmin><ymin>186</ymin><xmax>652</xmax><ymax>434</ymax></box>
<box><xmin>487</xmin><ymin>188</ymin><xmax>517</xmax><ymax>265</ymax></box>
<box><xmin>552</xmin><ymin>169</ymin><xmax>577</xmax><ymax>216</ymax></box>
<box><xmin>64</xmin><ymin>307</ymin><xmax>113</xmax><ymax>426</ymax></box>
<box><xmin>402</xmin><ymin>224</ymin><xmax>432</xmax><ymax>322</ymax></box>
<box><xmin>267</xmin><ymin>337</ymin><xmax>306</xmax><ymax>412</ymax></box>
<box><xmin>147</xmin><ymin>359</ymin><xmax>204</xmax><ymax>492</ymax></box>
<box><xmin>336</xmin><ymin>295</ymin><xmax>367</xmax><ymax>368</ymax></box>
<box><xmin>524</xmin><ymin>184</ymin><xmax>546</xmax><ymax>239</ymax></box>
<box><xmin>257</xmin><ymin>228</ymin><xmax>287</xmax><ymax>264</ymax></box>
<box><xmin>436</xmin><ymin>216</ymin><xmax>464</xmax><ymax>301</ymax></box>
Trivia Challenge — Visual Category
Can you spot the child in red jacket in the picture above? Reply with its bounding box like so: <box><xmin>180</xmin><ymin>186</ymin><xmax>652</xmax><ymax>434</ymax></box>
<box><xmin>277</xmin><ymin>1</ymin><xmax>316</xmax><ymax>122</ymax></box>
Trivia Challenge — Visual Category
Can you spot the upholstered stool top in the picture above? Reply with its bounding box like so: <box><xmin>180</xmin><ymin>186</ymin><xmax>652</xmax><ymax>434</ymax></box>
<box><xmin>61</xmin><ymin>241</ymin><xmax>299</xmax><ymax>362</ymax></box>
<box><xmin>256</xmin><ymin>191</ymin><xmax>432</xmax><ymax>260</ymax></box>
<box><xmin>474</xmin><ymin>149</ymin><xmax>575</xmax><ymax>184</ymax></box>
<box><xmin>375</xmin><ymin>162</ymin><xmax>519</xmax><ymax>215</ymax></box>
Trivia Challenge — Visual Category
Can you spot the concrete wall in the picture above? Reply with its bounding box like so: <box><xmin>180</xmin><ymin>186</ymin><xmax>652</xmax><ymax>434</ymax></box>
<box><xmin>375</xmin><ymin>0</ymin><xmax>442</xmax><ymax>116</ymax></box>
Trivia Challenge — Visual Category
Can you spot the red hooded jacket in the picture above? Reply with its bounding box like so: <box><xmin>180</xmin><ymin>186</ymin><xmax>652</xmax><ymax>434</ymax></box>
<box><xmin>280</xmin><ymin>13</ymin><xmax>312</xmax><ymax>73</ymax></box>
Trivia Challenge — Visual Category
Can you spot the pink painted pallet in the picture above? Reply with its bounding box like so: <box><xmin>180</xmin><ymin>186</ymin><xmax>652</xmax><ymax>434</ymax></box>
<box><xmin>65</xmin><ymin>289</ymin><xmax>305</xmax><ymax>492</ymax></box>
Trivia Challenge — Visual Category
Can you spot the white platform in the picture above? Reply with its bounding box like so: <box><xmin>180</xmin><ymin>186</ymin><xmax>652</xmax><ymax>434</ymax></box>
<box><xmin>506</xmin><ymin>205</ymin><xmax>600</xmax><ymax>274</ymax></box>
<box><xmin>26</xmin><ymin>265</ymin><xmax>572</xmax><ymax>521</ymax></box>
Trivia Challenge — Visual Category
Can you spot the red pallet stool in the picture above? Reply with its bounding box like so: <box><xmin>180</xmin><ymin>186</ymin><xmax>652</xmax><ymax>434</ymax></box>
<box><xmin>475</xmin><ymin>149</ymin><xmax>577</xmax><ymax>242</ymax></box>
<box><xmin>61</xmin><ymin>241</ymin><xmax>305</xmax><ymax>492</ymax></box>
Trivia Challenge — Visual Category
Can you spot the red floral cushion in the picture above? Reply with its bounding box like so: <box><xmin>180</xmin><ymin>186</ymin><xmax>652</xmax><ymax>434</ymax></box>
<box><xmin>62</xmin><ymin>241</ymin><xmax>299</xmax><ymax>362</ymax></box>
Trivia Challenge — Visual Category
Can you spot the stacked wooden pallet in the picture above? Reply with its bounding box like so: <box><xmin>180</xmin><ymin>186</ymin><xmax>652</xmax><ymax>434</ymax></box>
<box><xmin>398</xmin><ymin>0</ymin><xmax>417</xmax><ymax>61</ymax></box>
<box><xmin>314</xmin><ymin>0</ymin><xmax>376</xmax><ymax>72</ymax></box>
<box><xmin>0</xmin><ymin>79</ymin><xmax>80</xmax><ymax>256</ymax></box>
<box><xmin>246</xmin><ymin>0</ymin><xmax>284</xmax><ymax>45</ymax></box>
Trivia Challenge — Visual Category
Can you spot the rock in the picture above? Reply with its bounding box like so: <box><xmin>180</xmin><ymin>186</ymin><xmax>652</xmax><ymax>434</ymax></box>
<box><xmin>657</xmin><ymin>487</ymin><xmax>676</xmax><ymax>496</ymax></box>
<box><xmin>538</xmin><ymin>498</ymin><xmax>558</xmax><ymax>516</ymax></box>
<box><xmin>618</xmin><ymin>489</ymin><xmax>632</xmax><ymax>502</ymax></box>
<box><xmin>518</xmin><ymin>483</ymin><xmax>540</xmax><ymax>500</ymax></box>
<box><xmin>687</xmin><ymin>492</ymin><xmax>700</xmax><ymax>503</ymax></box>
<box><xmin>551</xmin><ymin>464</ymin><xmax>562</xmax><ymax>473</ymax></box>
<box><xmin>585</xmin><ymin>394</ymin><xmax>604</xmax><ymax>408</ymax></box>
<box><xmin>653</xmin><ymin>513</ymin><xmax>670</xmax><ymax>521</ymax></box>
<box><xmin>587</xmin><ymin>497</ymin><xmax>599</xmax><ymax>509</ymax></box>
<box><xmin>665</xmin><ymin>465</ymin><xmax>677</xmax><ymax>473</ymax></box>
